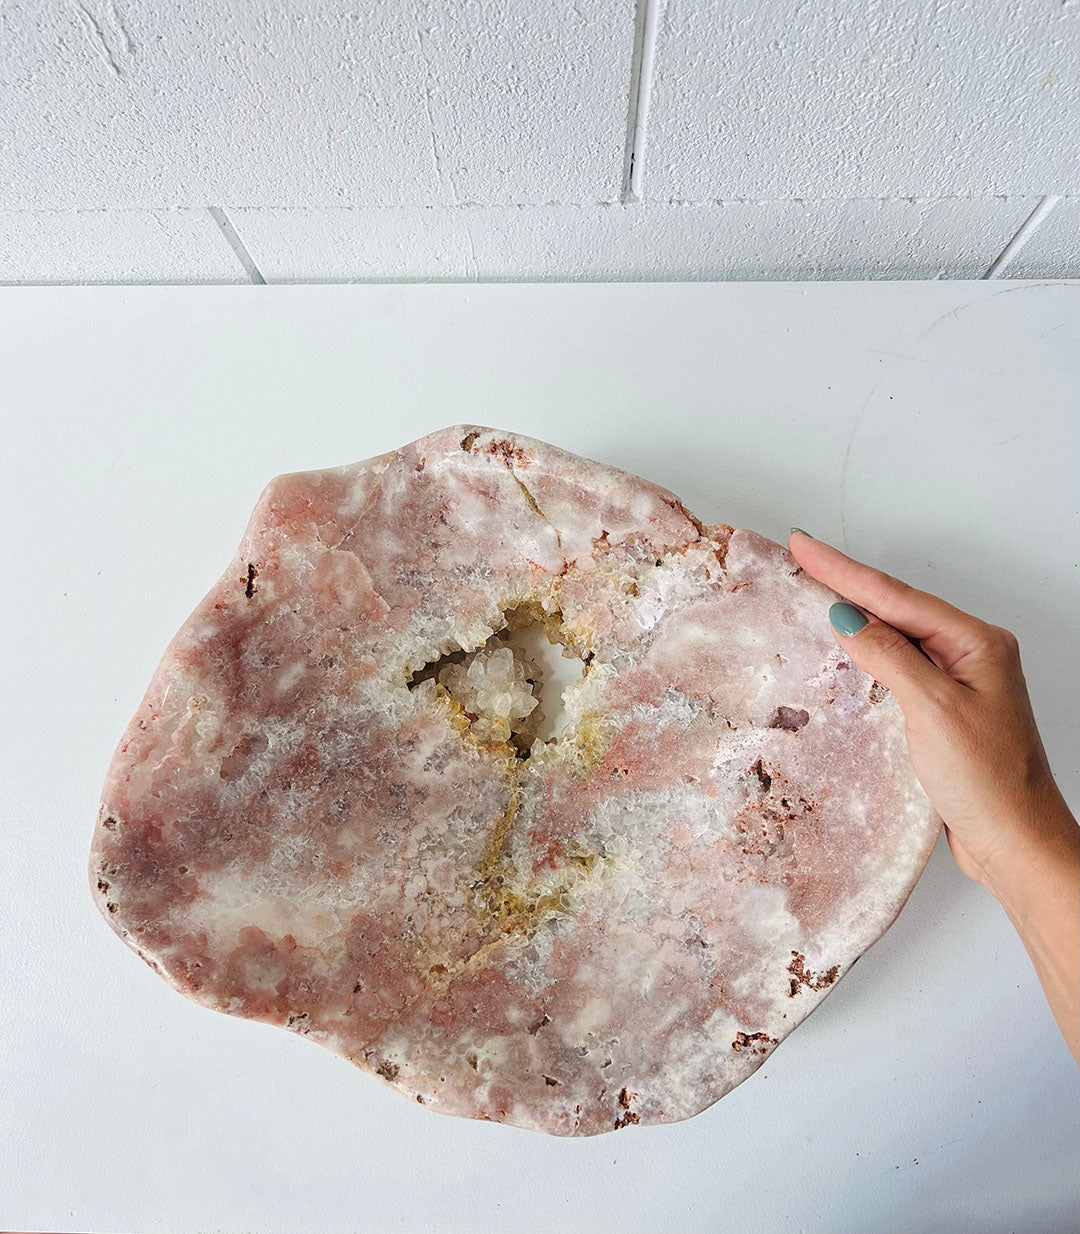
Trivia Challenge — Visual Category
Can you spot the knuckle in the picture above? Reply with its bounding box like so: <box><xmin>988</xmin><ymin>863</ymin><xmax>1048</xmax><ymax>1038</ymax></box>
<box><xmin>864</xmin><ymin>620</ymin><xmax>904</xmax><ymax>648</ymax></box>
<box><xmin>981</xmin><ymin>624</ymin><xmax>1020</xmax><ymax>659</ymax></box>
<box><xmin>997</xmin><ymin>626</ymin><xmax>1020</xmax><ymax>654</ymax></box>
<box><xmin>861</xmin><ymin>622</ymin><xmax>910</xmax><ymax>661</ymax></box>
<box><xmin>868</xmin><ymin>570</ymin><xmax>910</xmax><ymax>612</ymax></box>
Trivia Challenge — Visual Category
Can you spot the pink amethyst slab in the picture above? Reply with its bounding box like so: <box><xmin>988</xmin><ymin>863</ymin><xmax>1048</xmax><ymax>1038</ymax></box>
<box><xmin>91</xmin><ymin>426</ymin><xmax>939</xmax><ymax>1137</ymax></box>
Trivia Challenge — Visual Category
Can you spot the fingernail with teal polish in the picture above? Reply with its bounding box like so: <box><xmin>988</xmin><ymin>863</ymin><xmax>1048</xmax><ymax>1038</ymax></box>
<box><xmin>830</xmin><ymin>602</ymin><xmax>868</xmax><ymax>637</ymax></box>
<box><xmin>790</xmin><ymin>527</ymin><xmax>813</xmax><ymax>538</ymax></box>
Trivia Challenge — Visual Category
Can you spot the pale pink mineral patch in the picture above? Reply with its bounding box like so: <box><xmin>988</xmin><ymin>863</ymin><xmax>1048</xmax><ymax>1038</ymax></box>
<box><xmin>91</xmin><ymin>426</ymin><xmax>939</xmax><ymax>1136</ymax></box>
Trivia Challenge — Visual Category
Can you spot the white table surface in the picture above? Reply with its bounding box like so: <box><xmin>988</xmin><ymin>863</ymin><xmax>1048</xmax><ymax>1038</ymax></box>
<box><xmin>1</xmin><ymin>282</ymin><xmax>1078</xmax><ymax>1234</ymax></box>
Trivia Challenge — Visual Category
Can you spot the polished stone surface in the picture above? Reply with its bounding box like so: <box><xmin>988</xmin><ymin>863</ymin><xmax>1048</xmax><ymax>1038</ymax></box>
<box><xmin>91</xmin><ymin>426</ymin><xmax>938</xmax><ymax>1136</ymax></box>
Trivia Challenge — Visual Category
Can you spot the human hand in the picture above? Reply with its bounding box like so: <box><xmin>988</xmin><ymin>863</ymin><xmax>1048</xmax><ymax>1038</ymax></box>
<box><xmin>788</xmin><ymin>530</ymin><xmax>1078</xmax><ymax>1059</ymax></box>
<box><xmin>788</xmin><ymin>529</ymin><xmax>1069</xmax><ymax>888</ymax></box>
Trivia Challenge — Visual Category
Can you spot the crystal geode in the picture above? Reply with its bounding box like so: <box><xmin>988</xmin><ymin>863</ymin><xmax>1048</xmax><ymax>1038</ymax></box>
<box><xmin>90</xmin><ymin>426</ymin><xmax>938</xmax><ymax>1136</ymax></box>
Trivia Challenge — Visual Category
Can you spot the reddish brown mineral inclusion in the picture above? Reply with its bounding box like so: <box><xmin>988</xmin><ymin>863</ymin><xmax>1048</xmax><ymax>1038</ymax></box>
<box><xmin>90</xmin><ymin>426</ymin><xmax>938</xmax><ymax>1136</ymax></box>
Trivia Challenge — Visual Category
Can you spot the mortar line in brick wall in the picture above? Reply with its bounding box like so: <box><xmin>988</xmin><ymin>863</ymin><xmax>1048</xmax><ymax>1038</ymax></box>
<box><xmin>620</xmin><ymin>0</ymin><xmax>663</xmax><ymax>204</ymax></box>
<box><xmin>208</xmin><ymin>206</ymin><xmax>266</xmax><ymax>285</ymax></box>
<box><xmin>1</xmin><ymin>195</ymin><xmax>1072</xmax><ymax>217</ymax></box>
<box><xmin>982</xmin><ymin>195</ymin><xmax>1062</xmax><ymax>278</ymax></box>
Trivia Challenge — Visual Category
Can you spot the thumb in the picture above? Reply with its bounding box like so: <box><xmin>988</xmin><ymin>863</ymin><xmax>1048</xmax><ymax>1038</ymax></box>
<box><xmin>828</xmin><ymin>602</ymin><xmax>952</xmax><ymax>712</ymax></box>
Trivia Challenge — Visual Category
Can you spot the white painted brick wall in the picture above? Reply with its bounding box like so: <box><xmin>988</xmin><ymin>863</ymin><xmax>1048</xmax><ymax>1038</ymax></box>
<box><xmin>0</xmin><ymin>0</ymin><xmax>1076</xmax><ymax>283</ymax></box>
<box><xmin>229</xmin><ymin>198</ymin><xmax>1037</xmax><ymax>282</ymax></box>
<box><xmin>1002</xmin><ymin>197</ymin><xmax>1080</xmax><ymax>278</ymax></box>
<box><xmin>0</xmin><ymin>210</ymin><xmax>246</xmax><ymax>283</ymax></box>
<box><xmin>1</xmin><ymin>0</ymin><xmax>633</xmax><ymax>208</ymax></box>
<box><xmin>645</xmin><ymin>0</ymin><xmax>1080</xmax><ymax>199</ymax></box>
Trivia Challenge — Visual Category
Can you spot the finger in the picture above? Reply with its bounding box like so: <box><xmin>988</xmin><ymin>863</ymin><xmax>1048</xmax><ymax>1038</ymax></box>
<box><xmin>827</xmin><ymin>603</ymin><xmax>959</xmax><ymax>712</ymax></box>
<box><xmin>789</xmin><ymin>531</ymin><xmax>989</xmax><ymax>678</ymax></box>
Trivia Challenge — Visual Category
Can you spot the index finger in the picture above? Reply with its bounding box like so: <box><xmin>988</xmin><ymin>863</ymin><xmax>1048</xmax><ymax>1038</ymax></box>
<box><xmin>787</xmin><ymin>531</ymin><xmax>989</xmax><ymax>674</ymax></box>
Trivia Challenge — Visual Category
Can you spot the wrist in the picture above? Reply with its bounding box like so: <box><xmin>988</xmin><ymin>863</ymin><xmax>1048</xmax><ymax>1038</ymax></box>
<box><xmin>977</xmin><ymin>792</ymin><xmax>1079</xmax><ymax>922</ymax></box>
